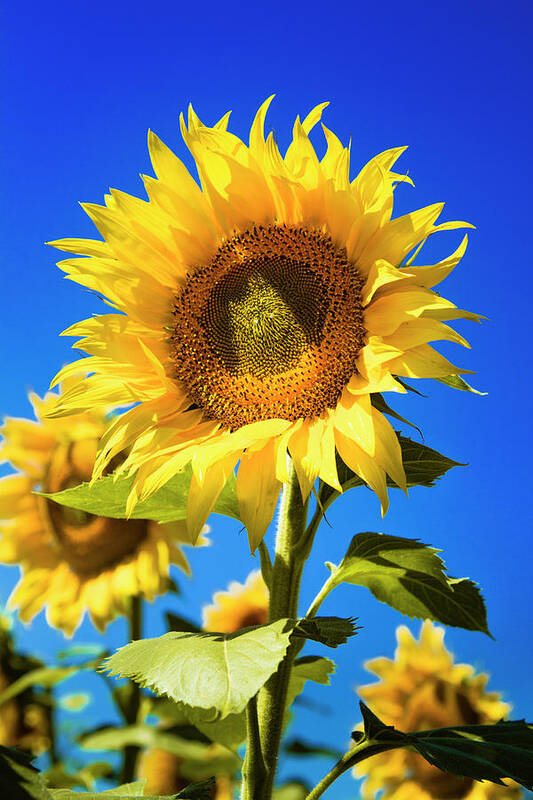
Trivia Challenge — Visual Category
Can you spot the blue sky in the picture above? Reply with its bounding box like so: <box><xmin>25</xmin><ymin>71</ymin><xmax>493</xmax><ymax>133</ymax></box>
<box><xmin>1</xmin><ymin>0</ymin><xmax>532</xmax><ymax>796</ymax></box>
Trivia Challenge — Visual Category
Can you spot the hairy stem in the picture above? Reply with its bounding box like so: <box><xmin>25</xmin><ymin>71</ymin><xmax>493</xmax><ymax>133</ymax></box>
<box><xmin>241</xmin><ymin>694</ymin><xmax>266</xmax><ymax>800</ymax></box>
<box><xmin>253</xmin><ymin>463</ymin><xmax>310</xmax><ymax>799</ymax></box>
<box><xmin>119</xmin><ymin>594</ymin><xmax>142</xmax><ymax>784</ymax></box>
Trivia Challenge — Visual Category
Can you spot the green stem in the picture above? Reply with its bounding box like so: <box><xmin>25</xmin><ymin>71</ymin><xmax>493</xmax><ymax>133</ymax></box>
<box><xmin>241</xmin><ymin>694</ymin><xmax>266</xmax><ymax>800</ymax></box>
<box><xmin>253</xmin><ymin>463</ymin><xmax>310</xmax><ymax>799</ymax></box>
<box><xmin>305</xmin><ymin>739</ymin><xmax>401</xmax><ymax>800</ymax></box>
<box><xmin>119</xmin><ymin>594</ymin><xmax>142</xmax><ymax>784</ymax></box>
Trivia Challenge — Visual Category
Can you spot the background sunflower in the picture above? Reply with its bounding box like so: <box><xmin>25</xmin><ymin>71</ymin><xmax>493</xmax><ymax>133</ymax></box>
<box><xmin>356</xmin><ymin>622</ymin><xmax>520</xmax><ymax>800</ymax></box>
<box><xmin>0</xmin><ymin>386</ymin><xmax>192</xmax><ymax>635</ymax></box>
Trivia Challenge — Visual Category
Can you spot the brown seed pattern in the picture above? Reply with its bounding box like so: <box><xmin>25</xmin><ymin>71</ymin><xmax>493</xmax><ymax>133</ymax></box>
<box><xmin>169</xmin><ymin>224</ymin><xmax>366</xmax><ymax>428</ymax></box>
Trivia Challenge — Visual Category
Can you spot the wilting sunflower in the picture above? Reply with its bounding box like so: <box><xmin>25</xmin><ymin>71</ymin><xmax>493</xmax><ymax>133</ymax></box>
<box><xmin>46</xmin><ymin>98</ymin><xmax>480</xmax><ymax>549</ymax></box>
<box><xmin>202</xmin><ymin>570</ymin><xmax>269</xmax><ymax>632</ymax></box>
<box><xmin>0</xmin><ymin>387</ymin><xmax>192</xmax><ymax>635</ymax></box>
<box><xmin>356</xmin><ymin>622</ymin><xmax>519</xmax><ymax>800</ymax></box>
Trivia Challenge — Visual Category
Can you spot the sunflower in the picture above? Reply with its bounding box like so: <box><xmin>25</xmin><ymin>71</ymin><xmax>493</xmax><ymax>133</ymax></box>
<box><xmin>0</xmin><ymin>387</ymin><xmax>192</xmax><ymax>635</ymax></box>
<box><xmin>46</xmin><ymin>98</ymin><xmax>480</xmax><ymax>549</ymax></box>
<box><xmin>138</xmin><ymin>747</ymin><xmax>234</xmax><ymax>799</ymax></box>
<box><xmin>0</xmin><ymin>615</ymin><xmax>50</xmax><ymax>754</ymax></box>
<box><xmin>202</xmin><ymin>570</ymin><xmax>269</xmax><ymax>632</ymax></box>
<box><xmin>355</xmin><ymin>622</ymin><xmax>520</xmax><ymax>800</ymax></box>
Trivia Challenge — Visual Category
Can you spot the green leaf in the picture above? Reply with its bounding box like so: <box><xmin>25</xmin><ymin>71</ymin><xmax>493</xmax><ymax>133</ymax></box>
<box><xmin>323</xmin><ymin>532</ymin><xmax>490</xmax><ymax>635</ymax></box>
<box><xmin>436</xmin><ymin>374</ymin><xmax>487</xmax><ymax>395</ymax></box>
<box><xmin>395</xmin><ymin>435</ymin><xmax>466</xmax><ymax>488</ymax></box>
<box><xmin>0</xmin><ymin>662</ymin><xmax>99</xmax><ymax>708</ymax></box>
<box><xmin>103</xmin><ymin>620</ymin><xmax>295</xmax><ymax>718</ymax></box>
<box><xmin>371</xmin><ymin>394</ymin><xmax>423</xmax><ymax>437</ymax></box>
<box><xmin>165</xmin><ymin>613</ymin><xmax>202</xmax><ymax>634</ymax></box>
<box><xmin>286</xmin><ymin>656</ymin><xmax>336</xmax><ymax>711</ymax></box>
<box><xmin>273</xmin><ymin>782</ymin><xmax>310</xmax><ymax>799</ymax></box>
<box><xmin>43</xmin><ymin>762</ymin><xmax>112</xmax><ymax>790</ymax></box>
<box><xmin>81</xmin><ymin>725</ymin><xmax>240</xmax><ymax>777</ymax></box>
<box><xmin>148</xmin><ymin>697</ymin><xmax>246</xmax><ymax>751</ymax></box>
<box><xmin>293</xmin><ymin>617</ymin><xmax>360</xmax><ymax>648</ymax></box>
<box><xmin>353</xmin><ymin>704</ymin><xmax>533</xmax><ymax>792</ymax></box>
<box><xmin>358</xmin><ymin>701</ymin><xmax>405</xmax><ymax>742</ymax></box>
<box><xmin>39</xmin><ymin>463</ymin><xmax>240</xmax><ymax>524</ymax></box>
<box><xmin>284</xmin><ymin>738</ymin><xmax>341</xmax><ymax>759</ymax></box>
<box><xmin>0</xmin><ymin>745</ymin><xmax>51</xmax><ymax>800</ymax></box>
<box><xmin>409</xmin><ymin>721</ymin><xmax>533</xmax><ymax>789</ymax></box>
<box><xmin>321</xmin><ymin>435</ymin><xmax>464</xmax><ymax>507</ymax></box>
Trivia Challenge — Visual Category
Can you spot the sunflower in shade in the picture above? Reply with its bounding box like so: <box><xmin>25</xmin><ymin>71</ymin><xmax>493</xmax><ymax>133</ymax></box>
<box><xmin>0</xmin><ymin>616</ymin><xmax>50</xmax><ymax>754</ymax></box>
<box><xmin>44</xmin><ymin>97</ymin><xmax>479</xmax><ymax>550</ymax></box>
<box><xmin>202</xmin><ymin>570</ymin><xmax>269</xmax><ymax>632</ymax></box>
<box><xmin>355</xmin><ymin>621</ymin><xmax>520</xmax><ymax>800</ymax></box>
<box><xmin>138</xmin><ymin>748</ymin><xmax>234</xmax><ymax>799</ymax></box>
<box><xmin>0</xmin><ymin>386</ymin><xmax>192</xmax><ymax>636</ymax></box>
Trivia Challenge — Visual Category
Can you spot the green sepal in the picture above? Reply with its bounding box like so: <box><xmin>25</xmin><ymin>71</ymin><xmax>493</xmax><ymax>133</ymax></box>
<box><xmin>436</xmin><ymin>374</ymin><xmax>487</xmax><ymax>394</ymax></box>
<box><xmin>38</xmin><ymin>463</ymin><xmax>240</xmax><ymax>524</ymax></box>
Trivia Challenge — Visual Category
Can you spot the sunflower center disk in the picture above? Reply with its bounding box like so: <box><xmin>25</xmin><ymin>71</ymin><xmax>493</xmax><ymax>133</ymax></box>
<box><xmin>170</xmin><ymin>225</ymin><xmax>367</xmax><ymax>427</ymax></box>
<box><xmin>43</xmin><ymin>442</ymin><xmax>147</xmax><ymax>576</ymax></box>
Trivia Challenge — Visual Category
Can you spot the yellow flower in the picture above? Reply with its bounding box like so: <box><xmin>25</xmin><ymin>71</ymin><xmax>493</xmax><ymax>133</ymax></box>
<box><xmin>356</xmin><ymin>622</ymin><xmax>520</xmax><ymax>800</ymax></box>
<box><xmin>0</xmin><ymin>616</ymin><xmax>50</xmax><ymax>754</ymax></box>
<box><xmin>46</xmin><ymin>98</ymin><xmax>479</xmax><ymax>549</ymax></box>
<box><xmin>138</xmin><ymin>747</ymin><xmax>234</xmax><ymax>798</ymax></box>
<box><xmin>202</xmin><ymin>570</ymin><xmax>269</xmax><ymax>632</ymax></box>
<box><xmin>0</xmin><ymin>387</ymin><xmax>191</xmax><ymax>635</ymax></box>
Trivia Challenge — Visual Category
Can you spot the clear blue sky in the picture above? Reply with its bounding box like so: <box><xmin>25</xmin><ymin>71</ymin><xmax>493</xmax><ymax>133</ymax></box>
<box><xmin>1</xmin><ymin>1</ymin><xmax>532</xmax><ymax>796</ymax></box>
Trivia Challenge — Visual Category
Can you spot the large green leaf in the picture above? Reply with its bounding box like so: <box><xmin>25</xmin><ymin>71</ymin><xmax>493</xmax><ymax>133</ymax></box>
<box><xmin>39</xmin><ymin>463</ymin><xmax>240</xmax><ymax>524</ymax></box>
<box><xmin>355</xmin><ymin>702</ymin><xmax>533</xmax><ymax>791</ymax></box>
<box><xmin>321</xmin><ymin>532</ymin><xmax>490</xmax><ymax>634</ymax></box>
<box><xmin>104</xmin><ymin>620</ymin><xmax>295</xmax><ymax>718</ymax></box>
<box><xmin>0</xmin><ymin>745</ymin><xmax>51</xmax><ymax>800</ymax></box>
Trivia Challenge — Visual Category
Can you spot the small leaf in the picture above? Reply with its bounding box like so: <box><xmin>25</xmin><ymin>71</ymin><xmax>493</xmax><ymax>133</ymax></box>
<box><xmin>359</xmin><ymin>701</ymin><xmax>405</xmax><ymax>742</ymax></box>
<box><xmin>103</xmin><ymin>620</ymin><xmax>295</xmax><ymax>718</ymax></box>
<box><xmin>0</xmin><ymin>662</ymin><xmax>98</xmax><ymax>708</ymax></box>
<box><xmin>436</xmin><ymin>374</ymin><xmax>487</xmax><ymax>395</ymax></box>
<box><xmin>409</xmin><ymin>720</ymin><xmax>533</xmax><ymax>790</ymax></box>
<box><xmin>148</xmin><ymin>697</ymin><xmax>246</xmax><ymax>751</ymax></box>
<box><xmin>165</xmin><ymin>613</ymin><xmax>202</xmax><ymax>633</ymax></box>
<box><xmin>371</xmin><ymin>394</ymin><xmax>423</xmax><ymax>437</ymax></box>
<box><xmin>273</xmin><ymin>781</ymin><xmax>311</xmax><ymax>799</ymax></box>
<box><xmin>286</xmin><ymin>656</ymin><xmax>336</xmax><ymax>712</ymax></box>
<box><xmin>0</xmin><ymin>745</ymin><xmax>51</xmax><ymax>800</ymax></box>
<box><xmin>40</xmin><ymin>463</ymin><xmax>240</xmax><ymax>524</ymax></box>
<box><xmin>293</xmin><ymin>617</ymin><xmax>360</xmax><ymax>648</ymax></box>
<box><xmin>324</xmin><ymin>532</ymin><xmax>490</xmax><ymax>634</ymax></box>
<box><xmin>284</xmin><ymin>738</ymin><xmax>341</xmax><ymax>759</ymax></box>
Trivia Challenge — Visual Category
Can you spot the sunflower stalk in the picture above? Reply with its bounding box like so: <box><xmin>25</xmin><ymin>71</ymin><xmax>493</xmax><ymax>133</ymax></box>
<box><xmin>119</xmin><ymin>594</ymin><xmax>142</xmax><ymax>784</ymax></box>
<box><xmin>304</xmin><ymin>739</ymin><xmax>402</xmax><ymax>799</ymax></box>
<box><xmin>250</xmin><ymin>462</ymin><xmax>310</xmax><ymax>799</ymax></box>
